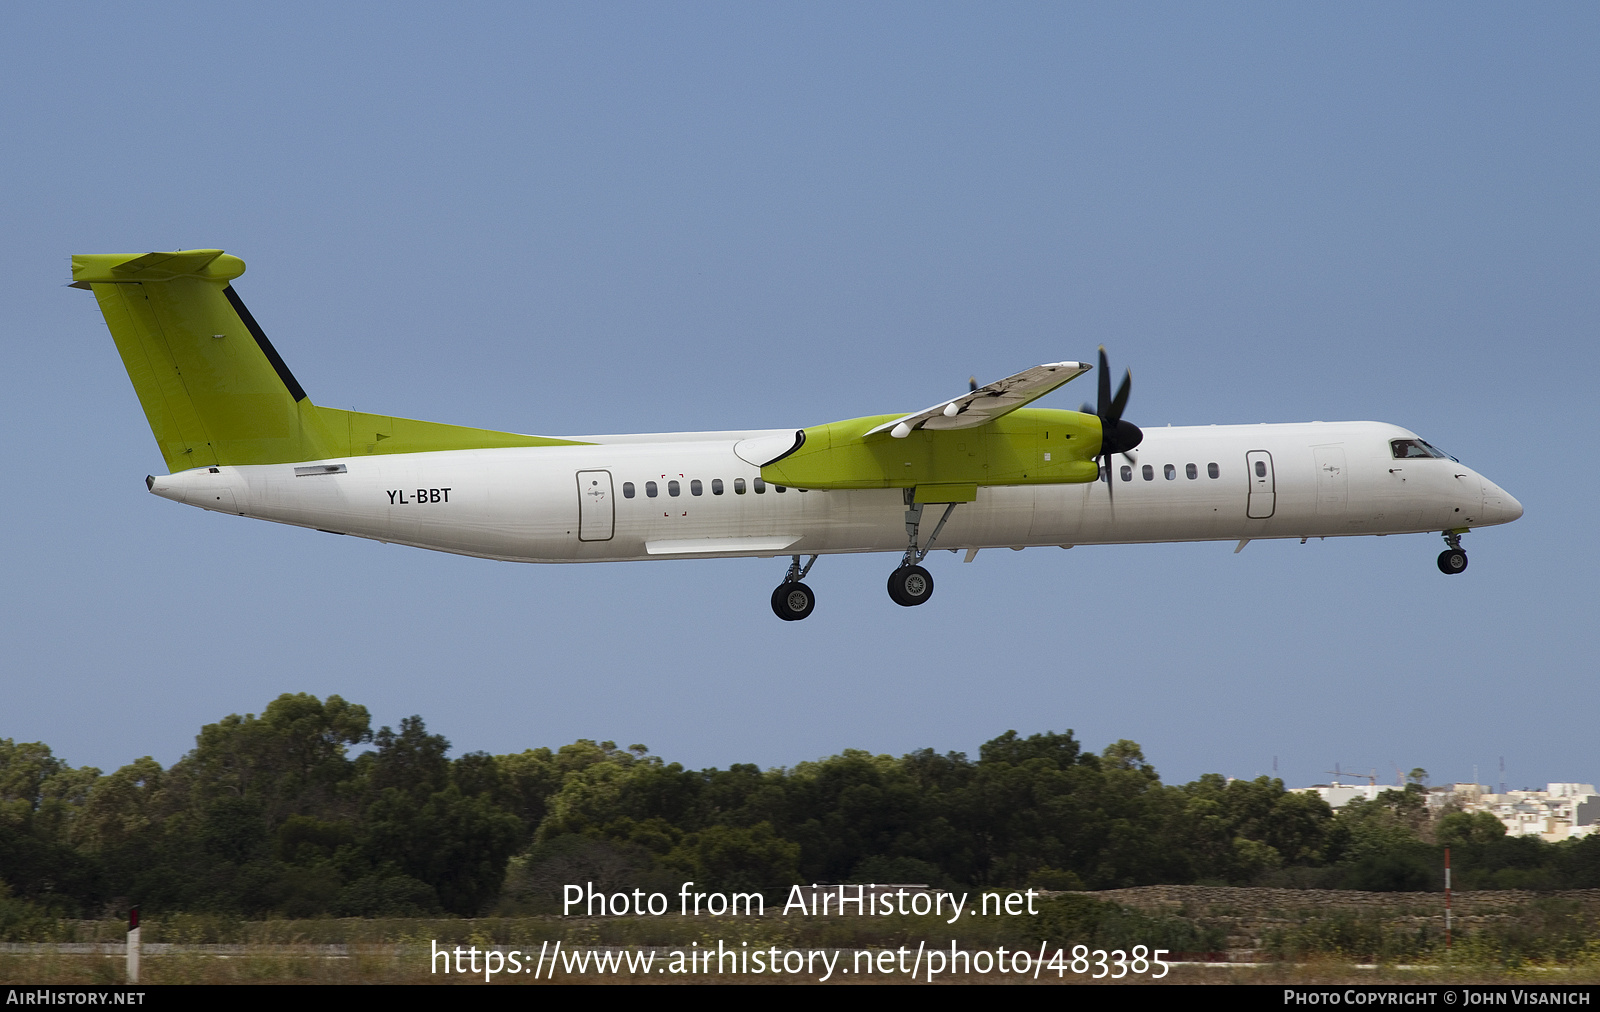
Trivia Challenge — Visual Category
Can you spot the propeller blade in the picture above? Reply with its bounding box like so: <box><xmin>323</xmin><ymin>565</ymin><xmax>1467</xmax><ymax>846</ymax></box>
<box><xmin>1109</xmin><ymin>369</ymin><xmax>1131</xmax><ymax>423</ymax></box>
<box><xmin>1088</xmin><ymin>346</ymin><xmax>1141</xmax><ymax>511</ymax></box>
<box><xmin>1097</xmin><ymin>347</ymin><xmax>1111</xmax><ymax>418</ymax></box>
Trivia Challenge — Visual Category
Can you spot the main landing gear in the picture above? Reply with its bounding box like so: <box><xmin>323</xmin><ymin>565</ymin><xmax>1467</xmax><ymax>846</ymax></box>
<box><xmin>1437</xmin><ymin>529</ymin><xmax>1468</xmax><ymax>575</ymax></box>
<box><xmin>770</xmin><ymin>495</ymin><xmax>961</xmax><ymax>618</ymax></box>
<box><xmin>889</xmin><ymin>493</ymin><xmax>956</xmax><ymax>608</ymax></box>
<box><xmin>887</xmin><ymin>564</ymin><xmax>934</xmax><ymax>606</ymax></box>
<box><xmin>771</xmin><ymin>554</ymin><xmax>818</xmax><ymax>621</ymax></box>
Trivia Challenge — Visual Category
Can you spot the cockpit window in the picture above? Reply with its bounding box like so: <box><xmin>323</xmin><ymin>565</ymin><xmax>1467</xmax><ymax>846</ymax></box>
<box><xmin>1391</xmin><ymin>438</ymin><xmax>1457</xmax><ymax>461</ymax></box>
<box><xmin>1419</xmin><ymin>440</ymin><xmax>1458</xmax><ymax>462</ymax></box>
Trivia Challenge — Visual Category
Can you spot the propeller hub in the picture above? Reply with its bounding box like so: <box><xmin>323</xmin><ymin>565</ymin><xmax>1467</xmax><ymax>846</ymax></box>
<box><xmin>1104</xmin><ymin>419</ymin><xmax>1143</xmax><ymax>456</ymax></box>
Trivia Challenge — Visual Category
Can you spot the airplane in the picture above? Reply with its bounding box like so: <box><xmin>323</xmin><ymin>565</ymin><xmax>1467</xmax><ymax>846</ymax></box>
<box><xmin>71</xmin><ymin>249</ymin><xmax>1524</xmax><ymax>621</ymax></box>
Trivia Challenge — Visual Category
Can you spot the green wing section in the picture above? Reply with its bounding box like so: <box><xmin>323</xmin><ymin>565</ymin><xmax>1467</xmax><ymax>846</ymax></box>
<box><xmin>760</xmin><ymin>362</ymin><xmax>1105</xmax><ymax>495</ymax></box>
<box><xmin>72</xmin><ymin>250</ymin><xmax>587</xmax><ymax>472</ymax></box>
<box><xmin>760</xmin><ymin>409</ymin><xmax>1104</xmax><ymax>495</ymax></box>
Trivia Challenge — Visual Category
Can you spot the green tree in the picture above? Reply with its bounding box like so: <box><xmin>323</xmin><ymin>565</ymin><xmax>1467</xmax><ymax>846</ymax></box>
<box><xmin>363</xmin><ymin>716</ymin><xmax>448</xmax><ymax>799</ymax></box>
<box><xmin>0</xmin><ymin>740</ymin><xmax>102</xmax><ymax>909</ymax></box>
<box><xmin>664</xmin><ymin>822</ymin><xmax>801</xmax><ymax>892</ymax></box>
<box><xmin>183</xmin><ymin>693</ymin><xmax>371</xmax><ymax>821</ymax></box>
<box><xmin>1436</xmin><ymin>810</ymin><xmax>1557</xmax><ymax>889</ymax></box>
<box><xmin>1172</xmin><ymin>775</ymin><xmax>1332</xmax><ymax>882</ymax></box>
<box><xmin>1325</xmin><ymin>796</ymin><xmax>1434</xmax><ymax>890</ymax></box>
<box><xmin>363</xmin><ymin>785</ymin><xmax>521</xmax><ymax>914</ymax></box>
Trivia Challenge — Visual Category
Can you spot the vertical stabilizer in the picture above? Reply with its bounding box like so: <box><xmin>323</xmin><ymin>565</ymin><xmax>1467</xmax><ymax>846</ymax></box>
<box><xmin>75</xmin><ymin>249</ymin><xmax>591</xmax><ymax>471</ymax></box>
<box><xmin>72</xmin><ymin>250</ymin><xmax>337</xmax><ymax>471</ymax></box>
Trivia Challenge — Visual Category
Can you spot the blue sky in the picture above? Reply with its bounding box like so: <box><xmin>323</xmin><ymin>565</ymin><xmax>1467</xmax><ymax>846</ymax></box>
<box><xmin>3</xmin><ymin>4</ymin><xmax>1594</xmax><ymax>793</ymax></box>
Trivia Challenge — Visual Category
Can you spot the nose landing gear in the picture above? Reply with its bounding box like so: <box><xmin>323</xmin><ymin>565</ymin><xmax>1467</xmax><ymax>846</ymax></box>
<box><xmin>1437</xmin><ymin>529</ymin><xmax>1468</xmax><ymax>575</ymax></box>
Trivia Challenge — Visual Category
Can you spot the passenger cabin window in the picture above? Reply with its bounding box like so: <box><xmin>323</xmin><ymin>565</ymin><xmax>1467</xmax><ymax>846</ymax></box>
<box><xmin>753</xmin><ymin>477</ymin><xmax>767</xmax><ymax>493</ymax></box>
<box><xmin>734</xmin><ymin>478</ymin><xmax>747</xmax><ymax>494</ymax></box>
<box><xmin>691</xmin><ymin>479</ymin><xmax>703</xmax><ymax>496</ymax></box>
<box><xmin>623</xmin><ymin>482</ymin><xmax>635</xmax><ymax>498</ymax></box>
<box><xmin>1142</xmin><ymin>464</ymin><xmax>1154</xmax><ymax>481</ymax></box>
<box><xmin>774</xmin><ymin>484</ymin><xmax>787</xmax><ymax>493</ymax></box>
<box><xmin>1120</xmin><ymin>465</ymin><xmax>1132</xmax><ymax>482</ymax></box>
<box><xmin>1164</xmin><ymin>464</ymin><xmax>1176</xmax><ymax>480</ymax></box>
<box><xmin>668</xmin><ymin>480</ymin><xmax>681</xmax><ymax>497</ymax></box>
<box><xmin>712</xmin><ymin>478</ymin><xmax>724</xmax><ymax>495</ymax></box>
<box><xmin>1208</xmin><ymin>462</ymin><xmax>1219</xmax><ymax>479</ymax></box>
<box><xmin>1254</xmin><ymin>461</ymin><xmax>1267</xmax><ymax>478</ymax></box>
<box><xmin>1185</xmin><ymin>463</ymin><xmax>1197</xmax><ymax>480</ymax></box>
<box><xmin>646</xmin><ymin>481</ymin><xmax>658</xmax><ymax>498</ymax></box>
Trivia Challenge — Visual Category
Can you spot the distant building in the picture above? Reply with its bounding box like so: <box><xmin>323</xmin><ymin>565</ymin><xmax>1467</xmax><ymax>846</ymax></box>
<box><xmin>1548</xmin><ymin>783</ymin><xmax>1598</xmax><ymax>799</ymax></box>
<box><xmin>1290</xmin><ymin>780</ymin><xmax>1599</xmax><ymax>841</ymax></box>
<box><xmin>1296</xmin><ymin>783</ymin><xmax>1383</xmax><ymax>809</ymax></box>
<box><xmin>1427</xmin><ymin>782</ymin><xmax>1598</xmax><ymax>843</ymax></box>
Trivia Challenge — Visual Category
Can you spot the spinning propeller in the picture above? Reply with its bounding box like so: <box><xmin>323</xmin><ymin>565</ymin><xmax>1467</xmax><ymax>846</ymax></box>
<box><xmin>1079</xmin><ymin>346</ymin><xmax>1144</xmax><ymax>500</ymax></box>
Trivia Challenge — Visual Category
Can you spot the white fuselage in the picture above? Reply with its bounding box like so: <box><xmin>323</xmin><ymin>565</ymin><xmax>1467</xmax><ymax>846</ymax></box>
<box><xmin>147</xmin><ymin>420</ymin><xmax>1522</xmax><ymax>563</ymax></box>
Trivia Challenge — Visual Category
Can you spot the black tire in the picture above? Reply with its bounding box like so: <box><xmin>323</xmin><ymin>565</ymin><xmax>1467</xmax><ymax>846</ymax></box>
<box><xmin>1437</xmin><ymin>549</ymin><xmax>1468</xmax><ymax>575</ymax></box>
<box><xmin>887</xmin><ymin>565</ymin><xmax>934</xmax><ymax>607</ymax></box>
<box><xmin>771</xmin><ymin>581</ymin><xmax>815</xmax><ymax>620</ymax></box>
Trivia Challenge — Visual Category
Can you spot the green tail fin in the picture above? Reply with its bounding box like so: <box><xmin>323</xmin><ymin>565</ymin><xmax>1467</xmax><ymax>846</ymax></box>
<box><xmin>72</xmin><ymin>250</ymin><xmax>584</xmax><ymax>471</ymax></box>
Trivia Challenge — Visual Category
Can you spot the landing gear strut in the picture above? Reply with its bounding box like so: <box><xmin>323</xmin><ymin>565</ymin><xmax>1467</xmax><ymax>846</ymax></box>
<box><xmin>771</xmin><ymin>554</ymin><xmax>818</xmax><ymax>621</ymax></box>
<box><xmin>889</xmin><ymin>492</ymin><xmax>956</xmax><ymax>607</ymax></box>
<box><xmin>1437</xmin><ymin>530</ymin><xmax>1468</xmax><ymax>575</ymax></box>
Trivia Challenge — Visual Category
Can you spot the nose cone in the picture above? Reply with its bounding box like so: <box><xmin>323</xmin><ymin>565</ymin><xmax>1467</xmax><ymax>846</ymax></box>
<box><xmin>1479</xmin><ymin>477</ymin><xmax>1524</xmax><ymax>526</ymax></box>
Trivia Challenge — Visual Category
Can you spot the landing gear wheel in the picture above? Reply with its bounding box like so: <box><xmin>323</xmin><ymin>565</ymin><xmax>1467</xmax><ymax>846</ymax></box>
<box><xmin>1437</xmin><ymin>549</ymin><xmax>1468</xmax><ymax>575</ymax></box>
<box><xmin>887</xmin><ymin>565</ymin><xmax>934</xmax><ymax>607</ymax></box>
<box><xmin>771</xmin><ymin>582</ymin><xmax>815</xmax><ymax>621</ymax></box>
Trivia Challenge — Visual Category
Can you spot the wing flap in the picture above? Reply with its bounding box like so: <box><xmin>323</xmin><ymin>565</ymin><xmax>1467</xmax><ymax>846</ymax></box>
<box><xmin>863</xmin><ymin>361</ymin><xmax>1090</xmax><ymax>437</ymax></box>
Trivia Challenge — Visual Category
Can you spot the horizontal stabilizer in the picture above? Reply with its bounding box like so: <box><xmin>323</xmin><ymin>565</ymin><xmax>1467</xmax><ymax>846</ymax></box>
<box><xmin>70</xmin><ymin>249</ymin><xmax>244</xmax><ymax>288</ymax></box>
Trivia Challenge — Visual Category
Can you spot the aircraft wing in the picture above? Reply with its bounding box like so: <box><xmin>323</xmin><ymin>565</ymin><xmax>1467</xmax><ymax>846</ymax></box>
<box><xmin>863</xmin><ymin>361</ymin><xmax>1091</xmax><ymax>438</ymax></box>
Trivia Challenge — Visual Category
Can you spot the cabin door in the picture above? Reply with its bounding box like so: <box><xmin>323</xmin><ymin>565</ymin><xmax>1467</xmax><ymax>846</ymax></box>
<box><xmin>1246</xmin><ymin>450</ymin><xmax>1276</xmax><ymax>519</ymax></box>
<box><xmin>576</xmin><ymin>470</ymin><xmax>615</xmax><ymax>541</ymax></box>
